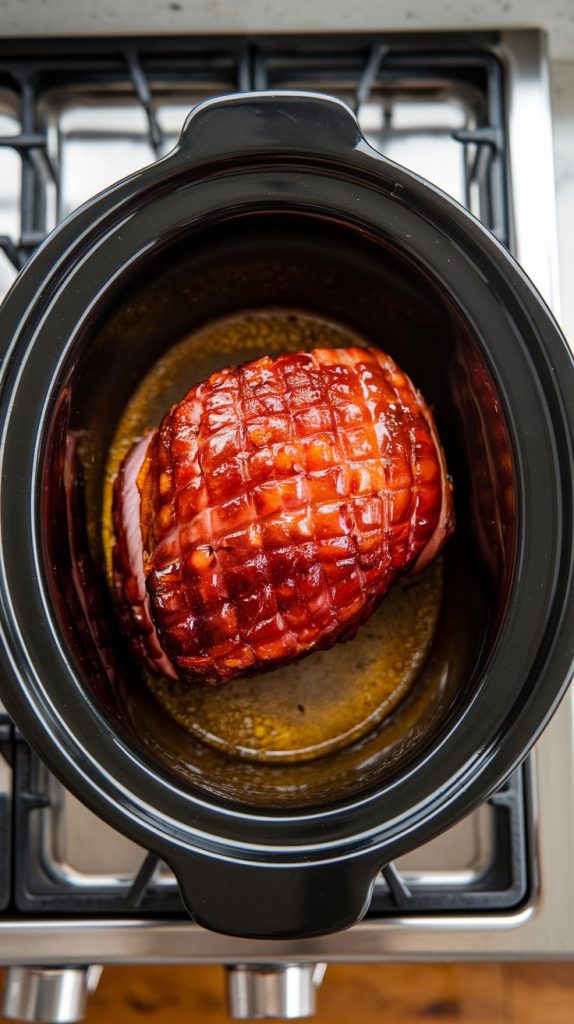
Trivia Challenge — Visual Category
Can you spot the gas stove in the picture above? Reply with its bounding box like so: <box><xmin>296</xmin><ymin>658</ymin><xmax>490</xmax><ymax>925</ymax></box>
<box><xmin>0</xmin><ymin>27</ymin><xmax>571</xmax><ymax>1023</ymax></box>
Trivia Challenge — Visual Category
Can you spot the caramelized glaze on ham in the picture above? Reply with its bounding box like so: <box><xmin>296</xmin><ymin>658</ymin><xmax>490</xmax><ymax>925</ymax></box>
<box><xmin>113</xmin><ymin>346</ymin><xmax>454</xmax><ymax>685</ymax></box>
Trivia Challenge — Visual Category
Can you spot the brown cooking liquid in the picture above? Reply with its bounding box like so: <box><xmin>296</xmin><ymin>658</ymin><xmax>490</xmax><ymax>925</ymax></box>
<box><xmin>103</xmin><ymin>310</ymin><xmax>445</xmax><ymax>766</ymax></box>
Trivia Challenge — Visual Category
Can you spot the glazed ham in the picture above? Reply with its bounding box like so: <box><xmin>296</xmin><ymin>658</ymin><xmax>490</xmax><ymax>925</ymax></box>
<box><xmin>112</xmin><ymin>347</ymin><xmax>454</xmax><ymax>686</ymax></box>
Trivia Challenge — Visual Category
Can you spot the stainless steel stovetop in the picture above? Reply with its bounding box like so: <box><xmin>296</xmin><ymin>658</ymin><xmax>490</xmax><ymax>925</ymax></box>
<box><xmin>0</xmin><ymin>25</ymin><xmax>571</xmax><ymax>1024</ymax></box>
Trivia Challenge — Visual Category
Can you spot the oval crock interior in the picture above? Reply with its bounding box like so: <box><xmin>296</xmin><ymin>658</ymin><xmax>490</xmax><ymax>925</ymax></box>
<box><xmin>41</xmin><ymin>212</ymin><xmax>517</xmax><ymax>809</ymax></box>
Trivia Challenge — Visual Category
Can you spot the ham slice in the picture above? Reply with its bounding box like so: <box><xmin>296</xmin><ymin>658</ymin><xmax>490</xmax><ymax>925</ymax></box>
<box><xmin>113</xmin><ymin>346</ymin><xmax>454</xmax><ymax>686</ymax></box>
<box><xmin>112</xmin><ymin>434</ymin><xmax>177</xmax><ymax>680</ymax></box>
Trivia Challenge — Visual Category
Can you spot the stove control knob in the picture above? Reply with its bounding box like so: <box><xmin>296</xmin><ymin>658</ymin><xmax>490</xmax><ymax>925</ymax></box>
<box><xmin>226</xmin><ymin>963</ymin><xmax>326</xmax><ymax>1019</ymax></box>
<box><xmin>2</xmin><ymin>966</ymin><xmax>102</xmax><ymax>1023</ymax></box>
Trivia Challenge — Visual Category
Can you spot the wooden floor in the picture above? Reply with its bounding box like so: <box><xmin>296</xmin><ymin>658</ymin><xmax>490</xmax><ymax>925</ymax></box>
<box><xmin>1</xmin><ymin>964</ymin><xmax>571</xmax><ymax>1023</ymax></box>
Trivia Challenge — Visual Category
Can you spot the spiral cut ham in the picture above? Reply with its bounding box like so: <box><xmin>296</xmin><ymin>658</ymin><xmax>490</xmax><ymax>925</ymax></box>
<box><xmin>112</xmin><ymin>346</ymin><xmax>454</xmax><ymax>686</ymax></box>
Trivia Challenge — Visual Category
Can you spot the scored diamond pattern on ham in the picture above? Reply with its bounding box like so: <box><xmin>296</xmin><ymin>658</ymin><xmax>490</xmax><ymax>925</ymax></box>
<box><xmin>113</xmin><ymin>346</ymin><xmax>454</xmax><ymax>685</ymax></box>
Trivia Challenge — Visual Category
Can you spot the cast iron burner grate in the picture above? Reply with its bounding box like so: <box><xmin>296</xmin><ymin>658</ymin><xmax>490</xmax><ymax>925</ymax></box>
<box><xmin>10</xmin><ymin>738</ymin><xmax>530</xmax><ymax>916</ymax></box>
<box><xmin>0</xmin><ymin>33</ymin><xmax>529</xmax><ymax>919</ymax></box>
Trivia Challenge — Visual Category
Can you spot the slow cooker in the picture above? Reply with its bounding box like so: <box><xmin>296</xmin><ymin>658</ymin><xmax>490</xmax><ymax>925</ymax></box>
<box><xmin>0</xmin><ymin>91</ymin><xmax>573</xmax><ymax>939</ymax></box>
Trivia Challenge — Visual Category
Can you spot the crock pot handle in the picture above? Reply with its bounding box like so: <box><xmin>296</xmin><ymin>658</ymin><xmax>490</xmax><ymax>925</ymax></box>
<box><xmin>175</xmin><ymin>90</ymin><xmax>364</xmax><ymax>164</ymax></box>
<box><xmin>168</xmin><ymin>851</ymin><xmax>381</xmax><ymax>940</ymax></box>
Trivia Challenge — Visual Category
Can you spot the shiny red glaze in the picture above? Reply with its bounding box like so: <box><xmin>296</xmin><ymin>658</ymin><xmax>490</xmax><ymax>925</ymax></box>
<box><xmin>113</xmin><ymin>347</ymin><xmax>454</xmax><ymax>685</ymax></box>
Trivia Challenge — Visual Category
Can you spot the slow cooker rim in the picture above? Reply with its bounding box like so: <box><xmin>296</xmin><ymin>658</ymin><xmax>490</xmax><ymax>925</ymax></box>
<box><xmin>0</xmin><ymin>118</ymin><xmax>573</xmax><ymax>867</ymax></box>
